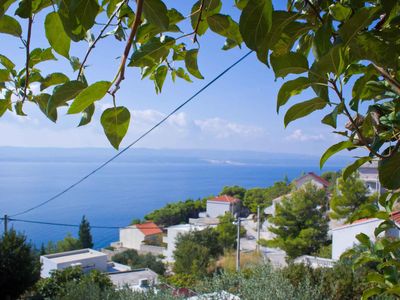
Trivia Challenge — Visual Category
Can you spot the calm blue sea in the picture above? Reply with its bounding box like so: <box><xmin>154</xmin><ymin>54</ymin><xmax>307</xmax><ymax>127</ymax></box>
<box><xmin>0</xmin><ymin>147</ymin><xmax>351</xmax><ymax>249</ymax></box>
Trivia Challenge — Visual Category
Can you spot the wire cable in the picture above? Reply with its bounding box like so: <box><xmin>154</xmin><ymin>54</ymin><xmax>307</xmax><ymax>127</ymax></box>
<box><xmin>10</xmin><ymin>51</ymin><xmax>253</xmax><ymax>218</ymax></box>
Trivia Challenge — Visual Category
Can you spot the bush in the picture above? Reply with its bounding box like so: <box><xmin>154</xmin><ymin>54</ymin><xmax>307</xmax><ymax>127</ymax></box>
<box><xmin>112</xmin><ymin>249</ymin><xmax>166</xmax><ymax>275</ymax></box>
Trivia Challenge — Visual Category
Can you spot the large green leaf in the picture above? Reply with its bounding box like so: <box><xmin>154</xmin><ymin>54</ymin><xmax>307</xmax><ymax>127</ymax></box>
<box><xmin>338</xmin><ymin>7</ymin><xmax>380</xmax><ymax>45</ymax></box>
<box><xmin>320</xmin><ymin>140</ymin><xmax>354</xmax><ymax>168</ymax></box>
<box><xmin>29</xmin><ymin>48</ymin><xmax>56</xmax><ymax>67</ymax></box>
<box><xmin>47</xmin><ymin>80</ymin><xmax>87</xmax><ymax>117</ymax></box>
<box><xmin>239</xmin><ymin>0</ymin><xmax>272</xmax><ymax>51</ymax></box>
<box><xmin>78</xmin><ymin>103</ymin><xmax>95</xmax><ymax>127</ymax></box>
<box><xmin>34</xmin><ymin>93</ymin><xmax>57</xmax><ymax>122</ymax></box>
<box><xmin>0</xmin><ymin>15</ymin><xmax>22</xmax><ymax>37</ymax></box>
<box><xmin>101</xmin><ymin>106</ymin><xmax>131</xmax><ymax>150</ymax></box>
<box><xmin>191</xmin><ymin>0</ymin><xmax>221</xmax><ymax>36</ymax></box>
<box><xmin>45</xmin><ymin>12</ymin><xmax>70</xmax><ymax>58</ymax></box>
<box><xmin>143</xmin><ymin>0</ymin><xmax>169</xmax><ymax>31</ymax></box>
<box><xmin>284</xmin><ymin>97</ymin><xmax>327</xmax><ymax>127</ymax></box>
<box><xmin>312</xmin><ymin>22</ymin><xmax>332</xmax><ymax>60</ymax></box>
<box><xmin>0</xmin><ymin>98</ymin><xmax>11</xmax><ymax>117</ymax></box>
<box><xmin>0</xmin><ymin>69</ymin><xmax>9</xmax><ymax>81</ymax></box>
<box><xmin>129</xmin><ymin>36</ymin><xmax>175</xmax><ymax>67</ymax></box>
<box><xmin>0</xmin><ymin>54</ymin><xmax>14</xmax><ymax>70</ymax></box>
<box><xmin>379</xmin><ymin>152</ymin><xmax>400</xmax><ymax>190</ymax></box>
<box><xmin>207</xmin><ymin>14</ymin><xmax>242</xmax><ymax>45</ymax></box>
<box><xmin>68</xmin><ymin>81</ymin><xmax>111</xmax><ymax>114</ymax></box>
<box><xmin>153</xmin><ymin>65</ymin><xmax>168</xmax><ymax>94</ymax></box>
<box><xmin>343</xmin><ymin>156</ymin><xmax>371</xmax><ymax>180</ymax></box>
<box><xmin>270</xmin><ymin>52</ymin><xmax>309</xmax><ymax>78</ymax></box>
<box><xmin>277</xmin><ymin>77</ymin><xmax>310</xmax><ymax>112</ymax></box>
<box><xmin>71</xmin><ymin>0</ymin><xmax>99</xmax><ymax>31</ymax></box>
<box><xmin>328</xmin><ymin>3</ymin><xmax>352</xmax><ymax>21</ymax></box>
<box><xmin>0</xmin><ymin>0</ymin><xmax>15</xmax><ymax>17</ymax></box>
<box><xmin>40</xmin><ymin>72</ymin><xmax>69</xmax><ymax>91</ymax></box>
<box><xmin>185</xmin><ymin>49</ymin><xmax>204</xmax><ymax>79</ymax></box>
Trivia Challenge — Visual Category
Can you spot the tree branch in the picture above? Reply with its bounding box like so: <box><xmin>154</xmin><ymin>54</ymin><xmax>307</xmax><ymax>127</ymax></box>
<box><xmin>330</xmin><ymin>80</ymin><xmax>386</xmax><ymax>159</ymax></box>
<box><xmin>77</xmin><ymin>1</ymin><xmax>126</xmax><ymax>80</ymax></box>
<box><xmin>22</xmin><ymin>16</ymin><xmax>33</xmax><ymax>103</ymax></box>
<box><xmin>110</xmin><ymin>0</ymin><xmax>144</xmax><ymax>96</ymax></box>
<box><xmin>304</xmin><ymin>0</ymin><xmax>323</xmax><ymax>23</ymax></box>
<box><xmin>372</xmin><ymin>64</ymin><xmax>400</xmax><ymax>96</ymax></box>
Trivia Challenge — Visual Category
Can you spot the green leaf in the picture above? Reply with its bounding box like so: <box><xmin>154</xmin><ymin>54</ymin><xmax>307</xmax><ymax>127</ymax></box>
<box><xmin>68</xmin><ymin>81</ymin><xmax>111</xmax><ymax>114</ymax></box>
<box><xmin>277</xmin><ymin>77</ymin><xmax>310</xmax><ymax>112</ymax></box>
<box><xmin>101</xmin><ymin>106</ymin><xmax>131</xmax><ymax>150</ymax></box>
<box><xmin>45</xmin><ymin>12</ymin><xmax>70</xmax><ymax>58</ymax></box>
<box><xmin>0</xmin><ymin>54</ymin><xmax>14</xmax><ymax>70</ymax></box>
<box><xmin>321</xmin><ymin>104</ymin><xmax>343</xmax><ymax>128</ymax></box>
<box><xmin>0</xmin><ymin>15</ymin><xmax>22</xmax><ymax>37</ymax></box>
<box><xmin>47</xmin><ymin>80</ymin><xmax>87</xmax><ymax>117</ymax></box>
<box><xmin>78</xmin><ymin>103</ymin><xmax>95</xmax><ymax>127</ymax></box>
<box><xmin>153</xmin><ymin>65</ymin><xmax>168</xmax><ymax>94</ymax></box>
<box><xmin>338</xmin><ymin>7</ymin><xmax>380</xmax><ymax>45</ymax></box>
<box><xmin>175</xmin><ymin>67</ymin><xmax>192</xmax><ymax>82</ymax></box>
<box><xmin>34</xmin><ymin>93</ymin><xmax>57</xmax><ymax>122</ymax></box>
<box><xmin>15</xmin><ymin>101</ymin><xmax>26</xmax><ymax>116</ymax></box>
<box><xmin>0</xmin><ymin>98</ymin><xmax>11</xmax><ymax>117</ymax></box>
<box><xmin>143</xmin><ymin>0</ymin><xmax>169</xmax><ymax>30</ymax></box>
<box><xmin>191</xmin><ymin>0</ymin><xmax>221</xmax><ymax>36</ymax></box>
<box><xmin>270</xmin><ymin>52</ymin><xmax>309</xmax><ymax>78</ymax></box>
<box><xmin>320</xmin><ymin>140</ymin><xmax>354</xmax><ymax>168</ymax></box>
<box><xmin>40</xmin><ymin>73</ymin><xmax>69</xmax><ymax>91</ymax></box>
<box><xmin>0</xmin><ymin>0</ymin><xmax>14</xmax><ymax>17</ymax></box>
<box><xmin>29</xmin><ymin>48</ymin><xmax>56</xmax><ymax>67</ymax></box>
<box><xmin>328</xmin><ymin>3</ymin><xmax>352</xmax><ymax>21</ymax></box>
<box><xmin>362</xmin><ymin>287</ymin><xmax>383</xmax><ymax>300</ymax></box>
<box><xmin>343</xmin><ymin>157</ymin><xmax>371</xmax><ymax>180</ymax></box>
<box><xmin>71</xmin><ymin>0</ymin><xmax>99</xmax><ymax>31</ymax></box>
<box><xmin>0</xmin><ymin>69</ymin><xmax>9</xmax><ymax>81</ymax></box>
<box><xmin>129</xmin><ymin>36</ymin><xmax>175</xmax><ymax>68</ymax></box>
<box><xmin>313</xmin><ymin>22</ymin><xmax>332</xmax><ymax>60</ymax></box>
<box><xmin>185</xmin><ymin>49</ymin><xmax>204</xmax><ymax>79</ymax></box>
<box><xmin>15</xmin><ymin>0</ymin><xmax>31</xmax><ymax>18</ymax></box>
<box><xmin>284</xmin><ymin>97</ymin><xmax>327</xmax><ymax>127</ymax></box>
<box><xmin>207</xmin><ymin>14</ymin><xmax>242</xmax><ymax>45</ymax></box>
<box><xmin>239</xmin><ymin>0</ymin><xmax>272</xmax><ymax>51</ymax></box>
<box><xmin>356</xmin><ymin>233</ymin><xmax>371</xmax><ymax>248</ymax></box>
<box><xmin>379</xmin><ymin>152</ymin><xmax>400</xmax><ymax>190</ymax></box>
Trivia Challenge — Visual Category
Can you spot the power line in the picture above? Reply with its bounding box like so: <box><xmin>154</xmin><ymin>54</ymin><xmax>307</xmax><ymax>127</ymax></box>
<box><xmin>10</xmin><ymin>51</ymin><xmax>253</xmax><ymax>218</ymax></box>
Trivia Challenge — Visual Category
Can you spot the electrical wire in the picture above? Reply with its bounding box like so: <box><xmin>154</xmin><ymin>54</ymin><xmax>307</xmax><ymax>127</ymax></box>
<box><xmin>10</xmin><ymin>51</ymin><xmax>253</xmax><ymax>218</ymax></box>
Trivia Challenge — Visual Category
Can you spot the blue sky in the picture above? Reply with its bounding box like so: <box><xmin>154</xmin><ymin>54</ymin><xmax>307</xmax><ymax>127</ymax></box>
<box><xmin>1</xmin><ymin>1</ymin><xmax>351</xmax><ymax>155</ymax></box>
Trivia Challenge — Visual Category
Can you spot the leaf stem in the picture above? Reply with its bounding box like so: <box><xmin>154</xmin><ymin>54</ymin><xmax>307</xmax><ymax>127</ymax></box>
<box><xmin>77</xmin><ymin>1</ymin><xmax>126</xmax><ymax>80</ymax></box>
<box><xmin>372</xmin><ymin>64</ymin><xmax>400</xmax><ymax>96</ymax></box>
<box><xmin>193</xmin><ymin>0</ymin><xmax>205</xmax><ymax>43</ymax></box>
<box><xmin>22</xmin><ymin>16</ymin><xmax>33</xmax><ymax>103</ymax></box>
<box><xmin>110</xmin><ymin>0</ymin><xmax>144</xmax><ymax>97</ymax></box>
<box><xmin>304</xmin><ymin>0</ymin><xmax>323</xmax><ymax>23</ymax></box>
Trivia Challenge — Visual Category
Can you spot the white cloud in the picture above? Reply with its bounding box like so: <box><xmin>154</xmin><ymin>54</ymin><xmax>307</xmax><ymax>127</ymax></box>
<box><xmin>194</xmin><ymin>117</ymin><xmax>264</xmax><ymax>139</ymax></box>
<box><xmin>286</xmin><ymin>129</ymin><xmax>325</xmax><ymax>142</ymax></box>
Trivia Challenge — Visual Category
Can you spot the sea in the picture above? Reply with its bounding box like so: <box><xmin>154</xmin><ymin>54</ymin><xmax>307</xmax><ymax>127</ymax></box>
<box><xmin>0</xmin><ymin>147</ymin><xmax>351</xmax><ymax>249</ymax></box>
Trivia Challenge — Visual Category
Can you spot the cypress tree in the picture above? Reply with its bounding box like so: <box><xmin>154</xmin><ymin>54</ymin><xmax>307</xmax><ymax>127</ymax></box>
<box><xmin>78</xmin><ymin>215</ymin><xmax>93</xmax><ymax>249</ymax></box>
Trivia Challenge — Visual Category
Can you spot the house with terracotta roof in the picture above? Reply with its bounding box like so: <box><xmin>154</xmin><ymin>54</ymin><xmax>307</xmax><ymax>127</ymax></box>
<box><xmin>205</xmin><ymin>195</ymin><xmax>241</xmax><ymax>218</ymax></box>
<box><xmin>293</xmin><ymin>172</ymin><xmax>330</xmax><ymax>190</ymax></box>
<box><xmin>331</xmin><ymin>211</ymin><xmax>400</xmax><ymax>260</ymax></box>
<box><xmin>118</xmin><ymin>221</ymin><xmax>163</xmax><ymax>251</ymax></box>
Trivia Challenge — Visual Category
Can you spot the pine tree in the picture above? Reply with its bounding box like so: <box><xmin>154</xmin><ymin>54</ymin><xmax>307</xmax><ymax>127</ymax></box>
<box><xmin>78</xmin><ymin>216</ymin><xmax>93</xmax><ymax>249</ymax></box>
<box><xmin>330</xmin><ymin>174</ymin><xmax>376</xmax><ymax>223</ymax></box>
<box><xmin>267</xmin><ymin>183</ymin><xmax>329</xmax><ymax>259</ymax></box>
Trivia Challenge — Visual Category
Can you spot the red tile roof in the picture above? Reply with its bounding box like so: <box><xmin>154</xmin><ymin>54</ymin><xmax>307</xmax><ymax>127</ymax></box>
<box><xmin>210</xmin><ymin>195</ymin><xmax>241</xmax><ymax>203</ymax></box>
<box><xmin>336</xmin><ymin>211</ymin><xmax>400</xmax><ymax>229</ymax></box>
<box><xmin>294</xmin><ymin>172</ymin><xmax>330</xmax><ymax>187</ymax></box>
<box><xmin>136</xmin><ymin>222</ymin><xmax>162</xmax><ymax>236</ymax></box>
<box><xmin>391</xmin><ymin>211</ymin><xmax>400</xmax><ymax>224</ymax></box>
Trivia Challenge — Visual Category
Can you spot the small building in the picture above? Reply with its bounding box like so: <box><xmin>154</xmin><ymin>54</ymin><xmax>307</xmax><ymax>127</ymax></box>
<box><xmin>206</xmin><ymin>195</ymin><xmax>241</xmax><ymax>218</ymax></box>
<box><xmin>331</xmin><ymin>211</ymin><xmax>400</xmax><ymax>260</ymax></box>
<box><xmin>40</xmin><ymin>248</ymin><xmax>108</xmax><ymax>278</ymax></box>
<box><xmin>118</xmin><ymin>221</ymin><xmax>163</xmax><ymax>251</ymax></box>
<box><xmin>358</xmin><ymin>161</ymin><xmax>384</xmax><ymax>195</ymax></box>
<box><xmin>163</xmin><ymin>224</ymin><xmax>208</xmax><ymax>263</ymax></box>
<box><xmin>293</xmin><ymin>172</ymin><xmax>330</xmax><ymax>190</ymax></box>
<box><xmin>293</xmin><ymin>255</ymin><xmax>335</xmax><ymax>268</ymax></box>
<box><xmin>264</xmin><ymin>194</ymin><xmax>291</xmax><ymax>217</ymax></box>
<box><xmin>109</xmin><ymin>268</ymin><xmax>158</xmax><ymax>292</ymax></box>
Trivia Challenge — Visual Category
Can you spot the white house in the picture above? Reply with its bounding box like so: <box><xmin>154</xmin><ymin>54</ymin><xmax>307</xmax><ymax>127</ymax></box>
<box><xmin>109</xmin><ymin>268</ymin><xmax>158</xmax><ymax>292</ymax></box>
<box><xmin>40</xmin><ymin>248</ymin><xmax>109</xmax><ymax>278</ymax></box>
<box><xmin>163</xmin><ymin>224</ymin><xmax>208</xmax><ymax>263</ymax></box>
<box><xmin>206</xmin><ymin>195</ymin><xmax>241</xmax><ymax>218</ymax></box>
<box><xmin>293</xmin><ymin>172</ymin><xmax>330</xmax><ymax>190</ymax></box>
<box><xmin>331</xmin><ymin>211</ymin><xmax>400</xmax><ymax>260</ymax></box>
<box><xmin>358</xmin><ymin>161</ymin><xmax>385</xmax><ymax>195</ymax></box>
<box><xmin>117</xmin><ymin>221</ymin><xmax>163</xmax><ymax>251</ymax></box>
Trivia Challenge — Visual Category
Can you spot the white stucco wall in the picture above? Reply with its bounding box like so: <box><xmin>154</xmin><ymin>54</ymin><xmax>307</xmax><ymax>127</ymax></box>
<box><xmin>332</xmin><ymin>219</ymin><xmax>381</xmax><ymax>260</ymax></box>
<box><xmin>120</xmin><ymin>227</ymin><xmax>146</xmax><ymax>250</ymax></box>
<box><xmin>206</xmin><ymin>201</ymin><xmax>232</xmax><ymax>218</ymax></box>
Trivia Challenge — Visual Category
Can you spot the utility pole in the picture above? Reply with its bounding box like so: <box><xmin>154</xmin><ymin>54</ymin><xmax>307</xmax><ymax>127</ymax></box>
<box><xmin>4</xmin><ymin>214</ymin><xmax>8</xmax><ymax>234</ymax></box>
<box><xmin>236</xmin><ymin>217</ymin><xmax>241</xmax><ymax>272</ymax></box>
<box><xmin>256</xmin><ymin>206</ymin><xmax>260</xmax><ymax>252</ymax></box>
